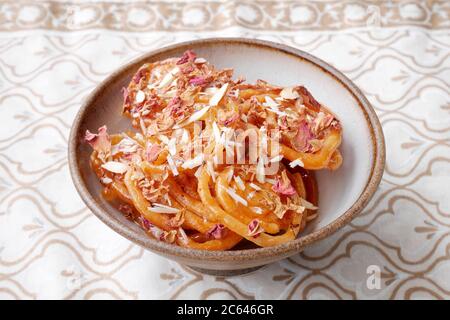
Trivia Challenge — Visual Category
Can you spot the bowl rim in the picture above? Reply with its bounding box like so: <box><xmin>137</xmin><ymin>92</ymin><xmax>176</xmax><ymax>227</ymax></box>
<box><xmin>68</xmin><ymin>37</ymin><xmax>385</xmax><ymax>262</ymax></box>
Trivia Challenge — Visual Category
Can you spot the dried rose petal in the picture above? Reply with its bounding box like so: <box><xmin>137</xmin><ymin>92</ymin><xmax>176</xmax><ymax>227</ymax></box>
<box><xmin>189</xmin><ymin>76</ymin><xmax>207</xmax><ymax>86</ymax></box>
<box><xmin>167</xmin><ymin>96</ymin><xmax>186</xmax><ymax>119</ymax></box>
<box><xmin>292</xmin><ymin>121</ymin><xmax>314</xmax><ymax>153</ymax></box>
<box><xmin>176</xmin><ymin>50</ymin><xmax>196</xmax><ymax>65</ymax></box>
<box><xmin>272</xmin><ymin>171</ymin><xmax>296</xmax><ymax>196</ymax></box>
<box><xmin>121</xmin><ymin>87</ymin><xmax>130</xmax><ymax>105</ymax></box>
<box><xmin>248</xmin><ymin>219</ymin><xmax>264</xmax><ymax>238</ymax></box>
<box><xmin>140</xmin><ymin>217</ymin><xmax>153</xmax><ymax>230</ymax></box>
<box><xmin>133</xmin><ymin>68</ymin><xmax>146</xmax><ymax>83</ymax></box>
<box><xmin>145</xmin><ymin>144</ymin><xmax>161</xmax><ymax>162</ymax></box>
<box><xmin>207</xmin><ymin>224</ymin><xmax>227</xmax><ymax>240</ymax></box>
<box><xmin>85</xmin><ymin>125</ymin><xmax>111</xmax><ymax>161</ymax></box>
<box><xmin>314</xmin><ymin>112</ymin><xmax>335</xmax><ymax>134</ymax></box>
<box><xmin>181</xmin><ymin>64</ymin><xmax>195</xmax><ymax>74</ymax></box>
<box><xmin>279</xmin><ymin>116</ymin><xmax>289</xmax><ymax>130</ymax></box>
<box><xmin>298</xmin><ymin>86</ymin><xmax>320</xmax><ymax>112</ymax></box>
<box><xmin>219</xmin><ymin>113</ymin><xmax>239</xmax><ymax>126</ymax></box>
<box><xmin>167</xmin><ymin>96</ymin><xmax>181</xmax><ymax>109</ymax></box>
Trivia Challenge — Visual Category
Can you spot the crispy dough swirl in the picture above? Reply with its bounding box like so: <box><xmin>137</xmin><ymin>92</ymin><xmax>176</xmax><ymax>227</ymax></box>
<box><xmin>86</xmin><ymin>50</ymin><xmax>342</xmax><ymax>250</ymax></box>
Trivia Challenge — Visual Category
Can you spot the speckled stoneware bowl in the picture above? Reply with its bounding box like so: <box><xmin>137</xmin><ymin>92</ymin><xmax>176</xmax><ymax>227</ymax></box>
<box><xmin>69</xmin><ymin>38</ymin><xmax>385</xmax><ymax>276</ymax></box>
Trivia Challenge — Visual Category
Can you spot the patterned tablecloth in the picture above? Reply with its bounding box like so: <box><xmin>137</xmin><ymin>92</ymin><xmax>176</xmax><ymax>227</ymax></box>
<box><xmin>0</xmin><ymin>0</ymin><xmax>449</xmax><ymax>300</ymax></box>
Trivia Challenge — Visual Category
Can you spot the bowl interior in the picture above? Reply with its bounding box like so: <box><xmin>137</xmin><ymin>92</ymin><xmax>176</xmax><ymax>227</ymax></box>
<box><xmin>73</xmin><ymin>40</ymin><xmax>375</xmax><ymax>255</ymax></box>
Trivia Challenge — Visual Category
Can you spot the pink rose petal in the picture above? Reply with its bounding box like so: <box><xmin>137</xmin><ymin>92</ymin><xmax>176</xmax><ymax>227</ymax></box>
<box><xmin>132</xmin><ymin>68</ymin><xmax>146</xmax><ymax>83</ymax></box>
<box><xmin>219</xmin><ymin>113</ymin><xmax>239</xmax><ymax>126</ymax></box>
<box><xmin>176</xmin><ymin>50</ymin><xmax>196</xmax><ymax>65</ymax></box>
<box><xmin>189</xmin><ymin>76</ymin><xmax>207</xmax><ymax>86</ymax></box>
<box><xmin>121</xmin><ymin>87</ymin><xmax>129</xmax><ymax>105</ymax></box>
<box><xmin>207</xmin><ymin>224</ymin><xmax>227</xmax><ymax>240</ymax></box>
<box><xmin>85</xmin><ymin>125</ymin><xmax>111</xmax><ymax>160</ymax></box>
<box><xmin>292</xmin><ymin>121</ymin><xmax>314</xmax><ymax>153</ymax></box>
<box><xmin>145</xmin><ymin>144</ymin><xmax>161</xmax><ymax>162</ymax></box>
<box><xmin>248</xmin><ymin>219</ymin><xmax>263</xmax><ymax>238</ymax></box>
<box><xmin>272</xmin><ymin>180</ymin><xmax>296</xmax><ymax>196</ymax></box>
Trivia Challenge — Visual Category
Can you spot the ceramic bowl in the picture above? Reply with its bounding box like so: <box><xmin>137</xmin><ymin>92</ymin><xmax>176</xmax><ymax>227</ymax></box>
<box><xmin>68</xmin><ymin>38</ymin><xmax>385</xmax><ymax>276</ymax></box>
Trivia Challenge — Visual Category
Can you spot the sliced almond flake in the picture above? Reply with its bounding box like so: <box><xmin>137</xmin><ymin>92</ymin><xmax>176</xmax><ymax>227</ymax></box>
<box><xmin>167</xmin><ymin>155</ymin><xmax>179</xmax><ymax>176</ymax></box>
<box><xmin>263</xmin><ymin>96</ymin><xmax>279</xmax><ymax>108</ymax></box>
<box><xmin>256</xmin><ymin>157</ymin><xmax>265</xmax><ymax>183</ymax></box>
<box><xmin>158</xmin><ymin>67</ymin><xmax>180</xmax><ymax>88</ymax></box>
<box><xmin>181</xmin><ymin>154</ymin><xmax>203</xmax><ymax>169</ymax></box>
<box><xmin>234</xmin><ymin>175</ymin><xmax>246</xmax><ymax>191</ymax></box>
<box><xmin>160</xmin><ymin>89</ymin><xmax>177</xmax><ymax>99</ymax></box>
<box><xmin>174</xmin><ymin>106</ymin><xmax>211</xmax><ymax>129</ymax></box>
<box><xmin>177</xmin><ymin>227</ymin><xmax>189</xmax><ymax>244</ymax></box>
<box><xmin>259</xmin><ymin>127</ymin><xmax>268</xmax><ymax>155</ymax></box>
<box><xmin>148</xmin><ymin>204</ymin><xmax>180</xmax><ymax>214</ymax></box>
<box><xmin>135</xmin><ymin>133</ymin><xmax>144</xmax><ymax>142</ymax></box>
<box><xmin>226</xmin><ymin>168</ymin><xmax>234</xmax><ymax>183</ymax></box>
<box><xmin>181</xmin><ymin>129</ymin><xmax>189</xmax><ymax>144</ymax></box>
<box><xmin>249</xmin><ymin>183</ymin><xmax>261</xmax><ymax>191</ymax></box>
<box><xmin>225</xmin><ymin>187</ymin><xmax>248</xmax><ymax>206</ymax></box>
<box><xmin>314</xmin><ymin>111</ymin><xmax>326</xmax><ymax>132</ymax></box>
<box><xmin>101</xmin><ymin>161</ymin><xmax>128</xmax><ymax>174</ymax></box>
<box><xmin>135</xmin><ymin>90</ymin><xmax>145</xmax><ymax>103</ymax></box>
<box><xmin>111</xmin><ymin>138</ymin><xmax>136</xmax><ymax>155</ymax></box>
<box><xmin>194</xmin><ymin>166</ymin><xmax>203</xmax><ymax>178</ymax></box>
<box><xmin>251</xmin><ymin>207</ymin><xmax>263</xmax><ymax>214</ymax></box>
<box><xmin>209</xmin><ymin>83</ymin><xmax>229</xmax><ymax>107</ymax></box>
<box><xmin>289</xmin><ymin>158</ymin><xmax>304</xmax><ymax>168</ymax></box>
<box><xmin>141</xmin><ymin>109</ymin><xmax>150</xmax><ymax>116</ymax></box>
<box><xmin>154</xmin><ymin>203</ymin><xmax>178</xmax><ymax>210</ymax></box>
<box><xmin>139</xmin><ymin>117</ymin><xmax>147</xmax><ymax>134</ymax></box>
<box><xmin>300</xmin><ymin>198</ymin><xmax>318</xmax><ymax>210</ymax></box>
<box><xmin>205</xmin><ymin>86</ymin><xmax>219</xmax><ymax>95</ymax></box>
<box><xmin>266</xmin><ymin>107</ymin><xmax>287</xmax><ymax>117</ymax></box>
<box><xmin>168</xmin><ymin>137</ymin><xmax>177</xmax><ymax>156</ymax></box>
<box><xmin>296</xmin><ymin>205</ymin><xmax>306</xmax><ymax>214</ymax></box>
<box><xmin>247</xmin><ymin>191</ymin><xmax>256</xmax><ymax>200</ymax></box>
<box><xmin>194</xmin><ymin>57</ymin><xmax>207</xmax><ymax>64</ymax></box>
<box><xmin>270</xmin><ymin>154</ymin><xmax>283</xmax><ymax>163</ymax></box>
<box><xmin>158</xmin><ymin>134</ymin><xmax>170</xmax><ymax>145</ymax></box>
<box><xmin>131</xmin><ymin>169</ymin><xmax>144</xmax><ymax>180</ymax></box>
<box><xmin>206</xmin><ymin>160</ymin><xmax>216</xmax><ymax>182</ymax></box>
<box><xmin>212</xmin><ymin>121</ymin><xmax>221</xmax><ymax>141</ymax></box>
<box><xmin>219</xmin><ymin>131</ymin><xmax>226</xmax><ymax>146</ymax></box>
<box><xmin>101</xmin><ymin>177</ymin><xmax>113</xmax><ymax>184</ymax></box>
<box><xmin>240</xmin><ymin>114</ymin><xmax>248</xmax><ymax>122</ymax></box>
<box><xmin>280</xmin><ymin>87</ymin><xmax>300</xmax><ymax>100</ymax></box>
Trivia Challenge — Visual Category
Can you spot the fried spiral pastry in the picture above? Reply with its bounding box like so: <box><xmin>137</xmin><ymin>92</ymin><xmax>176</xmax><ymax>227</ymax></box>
<box><xmin>85</xmin><ymin>50</ymin><xmax>342</xmax><ymax>250</ymax></box>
